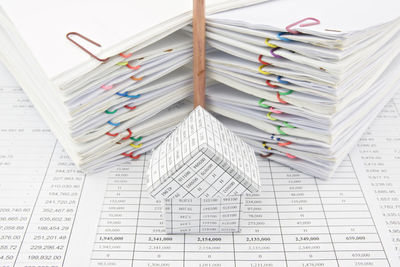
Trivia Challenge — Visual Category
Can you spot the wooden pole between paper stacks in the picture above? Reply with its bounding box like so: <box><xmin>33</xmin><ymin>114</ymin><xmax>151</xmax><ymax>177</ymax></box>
<box><xmin>193</xmin><ymin>0</ymin><xmax>206</xmax><ymax>108</ymax></box>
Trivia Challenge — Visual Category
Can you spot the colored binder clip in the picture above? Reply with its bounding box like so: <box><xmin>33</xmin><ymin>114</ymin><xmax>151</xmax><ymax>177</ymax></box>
<box><xmin>66</xmin><ymin>32</ymin><xmax>109</xmax><ymax>62</ymax></box>
<box><xmin>286</xmin><ymin>17</ymin><xmax>320</xmax><ymax>34</ymax></box>
<box><xmin>260</xmin><ymin>153</ymin><xmax>272</xmax><ymax>158</ymax></box>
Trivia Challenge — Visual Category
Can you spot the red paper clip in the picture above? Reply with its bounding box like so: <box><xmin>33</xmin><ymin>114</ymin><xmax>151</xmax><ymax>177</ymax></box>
<box><xmin>122</xmin><ymin>152</ymin><xmax>133</xmax><ymax>157</ymax></box>
<box><xmin>121</xmin><ymin>129</ymin><xmax>132</xmax><ymax>140</ymax></box>
<box><xmin>278</xmin><ymin>141</ymin><xmax>292</xmax><ymax>147</ymax></box>
<box><xmin>124</xmin><ymin>105</ymin><xmax>137</xmax><ymax>110</ymax></box>
<box><xmin>286</xmin><ymin>17</ymin><xmax>320</xmax><ymax>34</ymax></box>
<box><xmin>120</xmin><ymin>52</ymin><xmax>133</xmax><ymax>58</ymax></box>
<box><xmin>106</xmin><ymin>132</ymin><xmax>119</xmax><ymax>137</ymax></box>
<box><xmin>286</xmin><ymin>153</ymin><xmax>296</xmax><ymax>159</ymax></box>
<box><xmin>266</xmin><ymin>80</ymin><xmax>278</xmax><ymax>88</ymax></box>
<box><xmin>258</xmin><ymin>55</ymin><xmax>270</xmax><ymax>65</ymax></box>
<box><xmin>127</xmin><ymin>64</ymin><xmax>141</xmax><ymax>70</ymax></box>
<box><xmin>277</xmin><ymin>92</ymin><xmax>288</xmax><ymax>104</ymax></box>
<box><xmin>121</xmin><ymin>152</ymin><xmax>141</xmax><ymax>159</ymax></box>
<box><xmin>131</xmin><ymin>154</ymin><xmax>141</xmax><ymax>159</ymax></box>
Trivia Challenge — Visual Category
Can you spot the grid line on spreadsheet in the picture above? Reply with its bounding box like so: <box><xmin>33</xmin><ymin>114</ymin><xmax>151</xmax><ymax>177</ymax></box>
<box><xmin>89</xmin><ymin>153</ymin><xmax>396</xmax><ymax>266</ymax></box>
<box><xmin>151</xmin><ymin>152</ymin><xmax>200</xmax><ymax>198</ymax></box>
<box><xmin>218</xmin><ymin>197</ymin><xmax>222</xmax><ymax>232</ymax></box>
<box><xmin>237</xmin><ymin>195</ymin><xmax>242</xmax><ymax>233</ymax></box>
<box><xmin>131</xmin><ymin>154</ymin><xmax>146</xmax><ymax>267</ymax></box>
<box><xmin>13</xmin><ymin>140</ymin><xmax>57</xmax><ymax>267</ymax></box>
<box><xmin>161</xmin><ymin>152</ymin><xmax>210</xmax><ymax>200</ymax></box>
<box><xmin>183</xmin><ymin>233</ymin><xmax>186</xmax><ymax>267</ymax></box>
<box><xmin>314</xmin><ymin>178</ymin><xmax>340</xmax><ymax>265</ymax></box>
<box><xmin>198</xmin><ymin>199</ymin><xmax>202</xmax><ymax>232</ymax></box>
<box><xmin>170</xmin><ymin>200</ymin><xmax>174</xmax><ymax>233</ymax></box>
<box><xmin>267</xmin><ymin>158</ymin><xmax>288</xmax><ymax>267</ymax></box>
<box><xmin>231</xmin><ymin>232</ymin><xmax>237</xmax><ymax>267</ymax></box>
<box><xmin>349</xmin><ymin>156</ymin><xmax>391</xmax><ymax>267</ymax></box>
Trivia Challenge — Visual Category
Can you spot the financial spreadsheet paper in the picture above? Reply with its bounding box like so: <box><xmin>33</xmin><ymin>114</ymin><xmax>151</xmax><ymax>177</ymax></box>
<box><xmin>0</xmin><ymin>63</ymin><xmax>399</xmax><ymax>267</ymax></box>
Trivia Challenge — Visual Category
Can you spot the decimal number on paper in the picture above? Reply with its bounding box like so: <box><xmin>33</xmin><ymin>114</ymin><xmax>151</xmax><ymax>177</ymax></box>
<box><xmin>28</xmin><ymin>255</ymin><xmax>62</xmax><ymax>261</ymax></box>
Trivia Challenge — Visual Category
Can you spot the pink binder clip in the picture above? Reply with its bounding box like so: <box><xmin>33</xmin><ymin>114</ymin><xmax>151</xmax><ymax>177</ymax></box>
<box><xmin>286</xmin><ymin>17</ymin><xmax>320</xmax><ymax>34</ymax></box>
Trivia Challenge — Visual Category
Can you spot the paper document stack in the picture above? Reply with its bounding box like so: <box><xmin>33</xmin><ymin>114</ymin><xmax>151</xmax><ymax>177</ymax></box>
<box><xmin>205</xmin><ymin>0</ymin><xmax>400</xmax><ymax>178</ymax></box>
<box><xmin>0</xmin><ymin>0</ymin><xmax>265</xmax><ymax>172</ymax></box>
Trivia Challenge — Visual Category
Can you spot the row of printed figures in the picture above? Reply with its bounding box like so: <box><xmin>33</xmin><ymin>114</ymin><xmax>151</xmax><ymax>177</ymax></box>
<box><xmin>163</xmin><ymin>196</ymin><xmax>247</xmax><ymax>234</ymax></box>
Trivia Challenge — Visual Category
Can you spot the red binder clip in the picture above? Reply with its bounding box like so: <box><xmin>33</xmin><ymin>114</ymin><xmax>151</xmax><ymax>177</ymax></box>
<box><xmin>286</xmin><ymin>17</ymin><xmax>320</xmax><ymax>34</ymax></box>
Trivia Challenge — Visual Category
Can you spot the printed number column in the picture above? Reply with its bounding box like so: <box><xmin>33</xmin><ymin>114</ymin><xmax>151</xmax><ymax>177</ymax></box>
<box><xmin>131</xmin><ymin>157</ymin><xmax>185</xmax><ymax>267</ymax></box>
<box><xmin>358</xmin><ymin>101</ymin><xmax>400</xmax><ymax>257</ymax></box>
<box><xmin>233</xmin><ymin>158</ymin><xmax>286</xmax><ymax>267</ymax></box>
<box><xmin>91</xmin><ymin>159</ymin><xmax>145</xmax><ymax>266</ymax></box>
<box><xmin>13</xmin><ymin>144</ymin><xmax>85</xmax><ymax>266</ymax></box>
<box><xmin>269</xmin><ymin>160</ymin><xmax>338</xmax><ymax>267</ymax></box>
<box><xmin>316</xmin><ymin>157</ymin><xmax>390</xmax><ymax>266</ymax></box>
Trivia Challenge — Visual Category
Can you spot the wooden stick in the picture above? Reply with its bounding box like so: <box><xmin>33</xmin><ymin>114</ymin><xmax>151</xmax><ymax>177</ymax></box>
<box><xmin>193</xmin><ymin>0</ymin><xmax>206</xmax><ymax>108</ymax></box>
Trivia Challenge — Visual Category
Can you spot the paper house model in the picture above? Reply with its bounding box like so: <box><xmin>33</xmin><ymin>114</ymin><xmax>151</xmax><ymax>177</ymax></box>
<box><xmin>147</xmin><ymin>106</ymin><xmax>260</xmax><ymax>234</ymax></box>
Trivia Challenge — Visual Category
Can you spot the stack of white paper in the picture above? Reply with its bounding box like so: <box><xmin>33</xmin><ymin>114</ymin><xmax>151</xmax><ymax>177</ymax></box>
<box><xmin>205</xmin><ymin>0</ymin><xmax>400</xmax><ymax>178</ymax></box>
<box><xmin>0</xmin><ymin>0</ymin><xmax>266</xmax><ymax>172</ymax></box>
